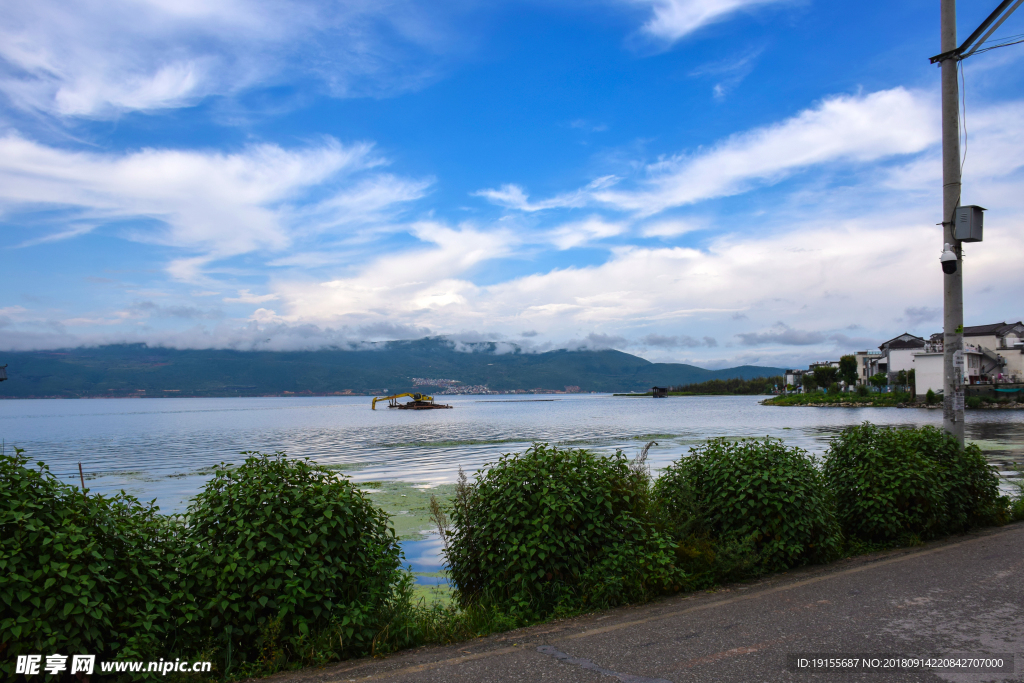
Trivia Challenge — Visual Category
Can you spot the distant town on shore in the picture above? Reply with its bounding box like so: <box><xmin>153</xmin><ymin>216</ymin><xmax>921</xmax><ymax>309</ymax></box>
<box><xmin>784</xmin><ymin>321</ymin><xmax>1024</xmax><ymax>399</ymax></box>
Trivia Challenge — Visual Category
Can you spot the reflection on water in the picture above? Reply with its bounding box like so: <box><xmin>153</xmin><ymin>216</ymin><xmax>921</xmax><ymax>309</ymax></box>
<box><xmin>3</xmin><ymin>394</ymin><xmax>1023</xmax><ymax>513</ymax></box>
<box><xmin>400</xmin><ymin>535</ymin><xmax>449</xmax><ymax>586</ymax></box>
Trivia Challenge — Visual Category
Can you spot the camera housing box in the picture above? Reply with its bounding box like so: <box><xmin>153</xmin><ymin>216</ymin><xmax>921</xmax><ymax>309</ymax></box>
<box><xmin>954</xmin><ymin>205</ymin><xmax>984</xmax><ymax>243</ymax></box>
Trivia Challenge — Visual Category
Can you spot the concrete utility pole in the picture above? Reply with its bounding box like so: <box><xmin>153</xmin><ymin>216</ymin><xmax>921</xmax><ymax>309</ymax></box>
<box><xmin>930</xmin><ymin>0</ymin><xmax>1023</xmax><ymax>445</ymax></box>
<box><xmin>940</xmin><ymin>0</ymin><xmax>965</xmax><ymax>445</ymax></box>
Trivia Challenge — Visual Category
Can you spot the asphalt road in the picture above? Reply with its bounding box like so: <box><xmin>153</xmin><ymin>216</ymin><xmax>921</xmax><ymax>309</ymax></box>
<box><xmin>273</xmin><ymin>522</ymin><xmax>1024</xmax><ymax>683</ymax></box>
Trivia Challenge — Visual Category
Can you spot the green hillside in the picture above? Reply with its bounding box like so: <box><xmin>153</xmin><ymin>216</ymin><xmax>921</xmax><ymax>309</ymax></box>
<box><xmin>0</xmin><ymin>338</ymin><xmax>783</xmax><ymax>398</ymax></box>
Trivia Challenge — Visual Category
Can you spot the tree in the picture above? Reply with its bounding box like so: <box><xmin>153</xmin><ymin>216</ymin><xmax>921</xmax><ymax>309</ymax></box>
<box><xmin>803</xmin><ymin>375</ymin><xmax>818</xmax><ymax>393</ymax></box>
<box><xmin>896</xmin><ymin>369</ymin><xmax>908</xmax><ymax>392</ymax></box>
<box><xmin>908</xmin><ymin>369</ymin><xmax>916</xmax><ymax>397</ymax></box>
<box><xmin>869</xmin><ymin>373</ymin><xmax>888</xmax><ymax>392</ymax></box>
<box><xmin>839</xmin><ymin>355</ymin><xmax>858</xmax><ymax>387</ymax></box>
<box><xmin>813</xmin><ymin>366</ymin><xmax>839</xmax><ymax>389</ymax></box>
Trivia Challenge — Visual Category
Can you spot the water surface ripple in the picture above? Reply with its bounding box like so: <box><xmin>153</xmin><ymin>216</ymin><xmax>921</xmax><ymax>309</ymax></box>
<box><xmin>3</xmin><ymin>394</ymin><xmax>1022</xmax><ymax>514</ymax></box>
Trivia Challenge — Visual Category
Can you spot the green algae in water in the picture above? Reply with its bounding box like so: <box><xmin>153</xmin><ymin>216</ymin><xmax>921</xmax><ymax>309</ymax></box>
<box><xmin>372</xmin><ymin>437</ymin><xmax>526</xmax><ymax>449</ymax></box>
<box><xmin>362</xmin><ymin>481</ymin><xmax>457</xmax><ymax>540</ymax></box>
<box><xmin>410</xmin><ymin>581</ymin><xmax>453</xmax><ymax>606</ymax></box>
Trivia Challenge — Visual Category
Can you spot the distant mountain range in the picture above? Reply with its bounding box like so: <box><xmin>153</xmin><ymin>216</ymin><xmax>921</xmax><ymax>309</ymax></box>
<box><xmin>0</xmin><ymin>338</ymin><xmax>784</xmax><ymax>398</ymax></box>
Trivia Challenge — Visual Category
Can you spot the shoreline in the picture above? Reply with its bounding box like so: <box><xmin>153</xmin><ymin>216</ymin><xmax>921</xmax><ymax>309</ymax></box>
<box><xmin>761</xmin><ymin>398</ymin><xmax>1024</xmax><ymax>410</ymax></box>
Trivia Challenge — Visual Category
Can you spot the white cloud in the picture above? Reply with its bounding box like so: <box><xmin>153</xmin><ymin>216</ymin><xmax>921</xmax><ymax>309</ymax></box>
<box><xmin>548</xmin><ymin>217</ymin><xmax>627</xmax><ymax>250</ymax></box>
<box><xmin>641</xmin><ymin>333</ymin><xmax>717</xmax><ymax>348</ymax></box>
<box><xmin>0</xmin><ymin>0</ymin><xmax>454</xmax><ymax>118</ymax></box>
<box><xmin>251</xmin><ymin>191</ymin><xmax>1024</xmax><ymax>363</ymax></box>
<box><xmin>903</xmin><ymin>306</ymin><xmax>940</xmax><ymax>326</ymax></box>
<box><xmin>569</xmin><ymin>119</ymin><xmax>609</xmax><ymax>133</ymax></box>
<box><xmin>223</xmin><ymin>289</ymin><xmax>279</xmax><ymax>304</ymax></box>
<box><xmin>630</xmin><ymin>0</ymin><xmax>790</xmax><ymax>42</ymax></box>
<box><xmin>0</xmin><ymin>134</ymin><xmax>429</xmax><ymax>277</ymax></box>
<box><xmin>594</xmin><ymin>88</ymin><xmax>938</xmax><ymax>214</ymax></box>
<box><xmin>565</xmin><ymin>332</ymin><xmax>630</xmax><ymax>350</ymax></box>
<box><xmin>277</xmin><ymin>221</ymin><xmax>517</xmax><ymax>323</ymax></box>
<box><xmin>5</xmin><ymin>89</ymin><xmax>1022</xmax><ymax>367</ymax></box>
<box><xmin>640</xmin><ymin>218</ymin><xmax>703</xmax><ymax>238</ymax></box>
<box><xmin>473</xmin><ymin>176</ymin><xmax>617</xmax><ymax>212</ymax></box>
<box><xmin>736</xmin><ymin>322</ymin><xmax>827</xmax><ymax>346</ymax></box>
<box><xmin>478</xmin><ymin>88</ymin><xmax>939</xmax><ymax>218</ymax></box>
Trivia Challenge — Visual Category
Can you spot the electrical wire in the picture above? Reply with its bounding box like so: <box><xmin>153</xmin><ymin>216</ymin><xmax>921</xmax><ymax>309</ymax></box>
<box><xmin>937</xmin><ymin>25</ymin><xmax>1022</xmax><ymax>236</ymax></box>
<box><xmin>970</xmin><ymin>36</ymin><xmax>1024</xmax><ymax>55</ymax></box>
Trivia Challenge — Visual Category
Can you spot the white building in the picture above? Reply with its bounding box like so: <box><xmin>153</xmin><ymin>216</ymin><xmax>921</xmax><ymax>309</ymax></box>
<box><xmin>964</xmin><ymin>322</ymin><xmax>1024</xmax><ymax>382</ymax></box>
<box><xmin>912</xmin><ymin>344</ymin><xmax>985</xmax><ymax>397</ymax></box>
<box><xmin>784</xmin><ymin>369</ymin><xmax>806</xmax><ymax>390</ymax></box>
<box><xmin>852</xmin><ymin>350</ymin><xmax>883</xmax><ymax>385</ymax></box>
<box><xmin>879</xmin><ymin>333</ymin><xmax>926</xmax><ymax>382</ymax></box>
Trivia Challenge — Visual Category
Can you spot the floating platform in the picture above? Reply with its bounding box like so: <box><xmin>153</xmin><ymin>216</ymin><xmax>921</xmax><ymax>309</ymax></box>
<box><xmin>390</xmin><ymin>400</ymin><xmax>453</xmax><ymax>410</ymax></box>
<box><xmin>372</xmin><ymin>392</ymin><xmax>453</xmax><ymax>410</ymax></box>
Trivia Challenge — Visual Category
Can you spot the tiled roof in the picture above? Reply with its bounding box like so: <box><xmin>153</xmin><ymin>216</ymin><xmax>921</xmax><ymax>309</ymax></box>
<box><xmin>879</xmin><ymin>333</ymin><xmax>925</xmax><ymax>350</ymax></box>
<box><xmin>963</xmin><ymin>321</ymin><xmax>1024</xmax><ymax>337</ymax></box>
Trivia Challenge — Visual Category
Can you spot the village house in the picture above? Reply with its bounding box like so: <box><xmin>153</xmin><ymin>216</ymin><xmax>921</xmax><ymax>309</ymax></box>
<box><xmin>878</xmin><ymin>333</ymin><xmax>926</xmax><ymax>383</ymax></box>
<box><xmin>910</xmin><ymin>321</ymin><xmax>1024</xmax><ymax>397</ymax></box>
<box><xmin>785</xmin><ymin>361</ymin><xmax>839</xmax><ymax>393</ymax></box>
<box><xmin>964</xmin><ymin>322</ymin><xmax>1024</xmax><ymax>381</ymax></box>
<box><xmin>852</xmin><ymin>349</ymin><xmax>883</xmax><ymax>385</ymax></box>
<box><xmin>785</xmin><ymin>321</ymin><xmax>1021</xmax><ymax>398</ymax></box>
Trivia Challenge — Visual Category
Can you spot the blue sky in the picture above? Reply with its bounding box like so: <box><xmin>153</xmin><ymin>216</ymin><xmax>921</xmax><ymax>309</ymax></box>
<box><xmin>1</xmin><ymin>0</ymin><xmax>1023</xmax><ymax>368</ymax></box>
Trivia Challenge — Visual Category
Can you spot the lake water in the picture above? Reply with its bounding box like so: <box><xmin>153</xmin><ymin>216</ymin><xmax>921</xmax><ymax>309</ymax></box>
<box><xmin>4</xmin><ymin>394</ymin><xmax>1022</xmax><ymax>578</ymax></box>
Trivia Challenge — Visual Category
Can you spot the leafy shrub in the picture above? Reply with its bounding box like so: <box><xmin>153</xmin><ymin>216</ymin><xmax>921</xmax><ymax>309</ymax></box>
<box><xmin>828</xmin><ymin>383</ymin><xmax>840</xmax><ymax>395</ymax></box>
<box><xmin>1009</xmin><ymin>471</ymin><xmax>1024</xmax><ymax>522</ymax></box>
<box><xmin>822</xmin><ymin>424</ymin><xmax>1004</xmax><ymax>544</ymax></box>
<box><xmin>655</xmin><ymin>438</ymin><xmax>840</xmax><ymax>576</ymax></box>
<box><xmin>967</xmin><ymin>396</ymin><xmax>982</xmax><ymax>409</ymax></box>
<box><xmin>839</xmin><ymin>355</ymin><xmax>858</xmax><ymax>386</ymax></box>
<box><xmin>438</xmin><ymin>444</ymin><xmax>683</xmax><ymax>619</ymax></box>
<box><xmin>1</xmin><ymin>448</ymin><xmax>181</xmax><ymax>677</ymax></box>
<box><xmin>856</xmin><ymin>384</ymin><xmax>870</xmax><ymax>397</ymax></box>
<box><xmin>178</xmin><ymin>452</ymin><xmax>403</xmax><ymax>673</ymax></box>
<box><xmin>813</xmin><ymin>366</ymin><xmax>839</xmax><ymax>388</ymax></box>
<box><xmin>926</xmin><ymin>389</ymin><xmax>937</xmax><ymax>405</ymax></box>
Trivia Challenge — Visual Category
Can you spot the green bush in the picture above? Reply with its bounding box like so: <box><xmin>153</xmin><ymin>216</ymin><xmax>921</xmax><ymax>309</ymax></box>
<box><xmin>438</xmin><ymin>444</ymin><xmax>683</xmax><ymax>619</ymax></box>
<box><xmin>967</xmin><ymin>396</ymin><xmax>982</xmax><ymax>409</ymax></box>
<box><xmin>1009</xmin><ymin>470</ymin><xmax>1024</xmax><ymax>522</ymax></box>
<box><xmin>823</xmin><ymin>424</ymin><xmax>1004</xmax><ymax>544</ymax></box>
<box><xmin>0</xmin><ymin>448</ymin><xmax>181</xmax><ymax>677</ymax></box>
<box><xmin>856</xmin><ymin>384</ymin><xmax>870</xmax><ymax>397</ymax></box>
<box><xmin>177</xmin><ymin>452</ymin><xmax>404</xmax><ymax>674</ymax></box>
<box><xmin>655</xmin><ymin>438</ymin><xmax>840</xmax><ymax>576</ymax></box>
<box><xmin>813</xmin><ymin>366</ymin><xmax>839</xmax><ymax>388</ymax></box>
<box><xmin>926</xmin><ymin>389</ymin><xmax>937</xmax><ymax>405</ymax></box>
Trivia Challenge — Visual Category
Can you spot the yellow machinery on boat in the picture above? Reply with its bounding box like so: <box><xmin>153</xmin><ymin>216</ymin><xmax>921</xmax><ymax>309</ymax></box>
<box><xmin>371</xmin><ymin>392</ymin><xmax>453</xmax><ymax>410</ymax></box>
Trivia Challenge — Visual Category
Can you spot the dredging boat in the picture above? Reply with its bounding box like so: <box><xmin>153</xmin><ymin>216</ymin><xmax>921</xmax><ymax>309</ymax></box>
<box><xmin>371</xmin><ymin>392</ymin><xmax>453</xmax><ymax>410</ymax></box>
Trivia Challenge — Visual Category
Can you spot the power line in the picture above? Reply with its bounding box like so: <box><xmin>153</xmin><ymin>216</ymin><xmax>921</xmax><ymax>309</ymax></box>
<box><xmin>970</xmin><ymin>36</ymin><xmax>1024</xmax><ymax>55</ymax></box>
<box><xmin>930</xmin><ymin>0</ymin><xmax>1024</xmax><ymax>63</ymax></box>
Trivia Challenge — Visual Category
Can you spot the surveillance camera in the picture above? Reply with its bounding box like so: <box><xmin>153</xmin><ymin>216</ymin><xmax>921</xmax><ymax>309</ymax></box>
<box><xmin>940</xmin><ymin>243</ymin><xmax>957</xmax><ymax>274</ymax></box>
